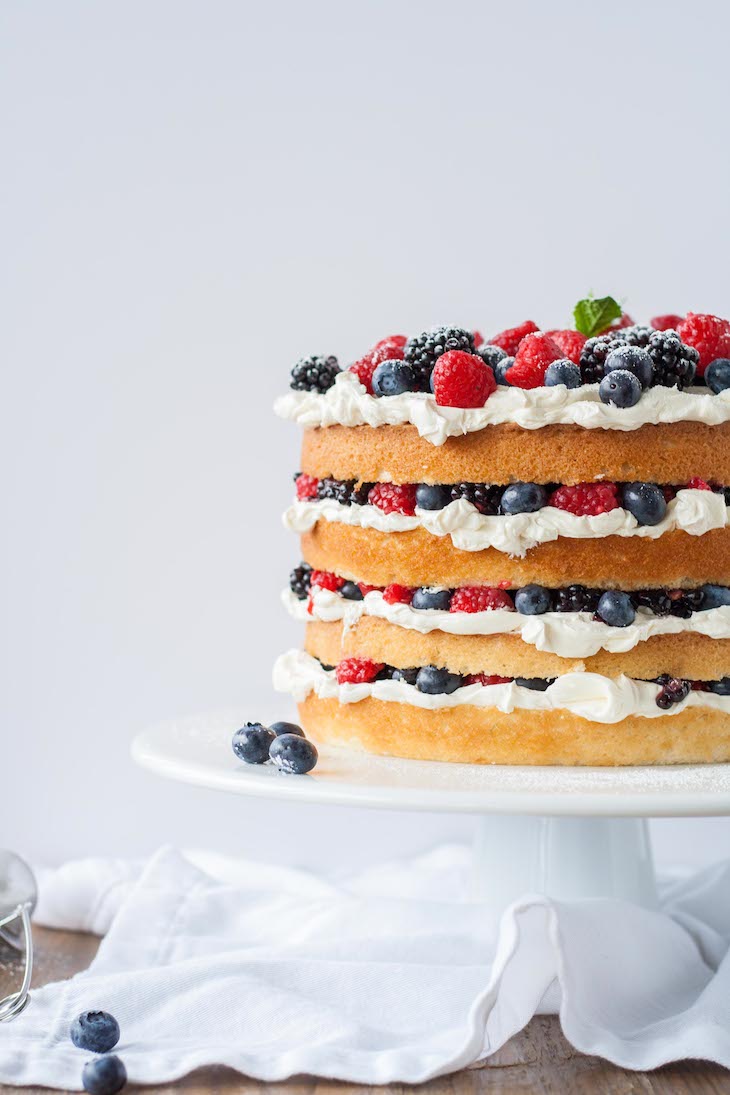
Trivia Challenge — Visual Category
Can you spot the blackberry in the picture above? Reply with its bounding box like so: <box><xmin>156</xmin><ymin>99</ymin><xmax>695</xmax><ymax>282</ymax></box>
<box><xmin>450</xmin><ymin>482</ymin><xmax>501</xmax><ymax>515</ymax></box>
<box><xmin>290</xmin><ymin>354</ymin><xmax>340</xmax><ymax>393</ymax></box>
<box><xmin>555</xmin><ymin>585</ymin><xmax>601</xmax><ymax>613</ymax></box>
<box><xmin>646</xmin><ymin>330</ymin><xmax>698</xmax><ymax>389</ymax></box>
<box><xmin>392</xmin><ymin>666</ymin><xmax>419</xmax><ymax>686</ymax></box>
<box><xmin>655</xmin><ymin>675</ymin><xmax>691</xmax><ymax>710</ymax></box>
<box><xmin>579</xmin><ymin>335</ymin><xmax>619</xmax><ymax>384</ymax></box>
<box><xmin>317</xmin><ymin>478</ymin><xmax>353</xmax><ymax>506</ymax></box>
<box><xmin>634</xmin><ymin>589</ymin><xmax>672</xmax><ymax>616</ymax></box>
<box><xmin>612</xmin><ymin>324</ymin><xmax>653</xmax><ymax>348</ymax></box>
<box><xmin>349</xmin><ymin>481</ymin><xmax>375</xmax><ymax>506</ymax></box>
<box><xmin>404</xmin><ymin>326</ymin><xmax>475</xmax><ymax>390</ymax></box>
<box><xmin>289</xmin><ymin>562</ymin><xmax>312</xmax><ymax>600</ymax></box>
<box><xmin>668</xmin><ymin>589</ymin><xmax>704</xmax><ymax>618</ymax></box>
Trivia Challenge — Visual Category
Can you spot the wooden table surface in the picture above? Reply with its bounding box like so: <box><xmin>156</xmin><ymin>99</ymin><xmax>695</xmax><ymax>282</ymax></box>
<box><xmin>1</xmin><ymin>927</ymin><xmax>728</xmax><ymax>1094</ymax></box>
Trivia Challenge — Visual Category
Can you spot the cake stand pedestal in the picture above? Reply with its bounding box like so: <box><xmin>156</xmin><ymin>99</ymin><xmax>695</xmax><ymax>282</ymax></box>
<box><xmin>132</xmin><ymin>709</ymin><xmax>730</xmax><ymax>911</ymax></box>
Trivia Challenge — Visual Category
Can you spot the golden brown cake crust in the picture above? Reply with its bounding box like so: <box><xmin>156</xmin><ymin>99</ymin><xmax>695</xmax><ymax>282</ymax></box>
<box><xmin>304</xmin><ymin>618</ymin><xmax>730</xmax><ymax>681</ymax></box>
<box><xmin>299</xmin><ymin>694</ymin><xmax>730</xmax><ymax>766</ymax></box>
<box><xmin>301</xmin><ymin>421</ymin><xmax>730</xmax><ymax>486</ymax></box>
<box><xmin>301</xmin><ymin>522</ymin><xmax>730</xmax><ymax>589</ymax></box>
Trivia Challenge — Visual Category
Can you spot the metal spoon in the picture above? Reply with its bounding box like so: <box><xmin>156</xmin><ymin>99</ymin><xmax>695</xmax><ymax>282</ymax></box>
<box><xmin>0</xmin><ymin>850</ymin><xmax>37</xmax><ymax>1021</ymax></box>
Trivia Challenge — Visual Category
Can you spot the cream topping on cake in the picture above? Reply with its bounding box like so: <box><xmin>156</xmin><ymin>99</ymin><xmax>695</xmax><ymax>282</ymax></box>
<box><xmin>273</xmin><ymin>649</ymin><xmax>730</xmax><ymax>724</ymax></box>
<box><xmin>283</xmin><ymin>589</ymin><xmax>730</xmax><ymax>659</ymax></box>
<box><xmin>284</xmin><ymin>488</ymin><xmax>728</xmax><ymax>557</ymax></box>
<box><xmin>275</xmin><ymin>371</ymin><xmax>730</xmax><ymax>445</ymax></box>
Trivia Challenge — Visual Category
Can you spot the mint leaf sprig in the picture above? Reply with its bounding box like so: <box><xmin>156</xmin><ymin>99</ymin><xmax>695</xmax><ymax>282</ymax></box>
<box><xmin>573</xmin><ymin>295</ymin><xmax>623</xmax><ymax>339</ymax></box>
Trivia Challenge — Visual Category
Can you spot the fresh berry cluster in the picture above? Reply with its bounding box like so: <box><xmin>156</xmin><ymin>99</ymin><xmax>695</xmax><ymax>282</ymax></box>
<box><xmin>232</xmin><ymin>719</ymin><xmax>318</xmax><ymax>774</ymax></box>
<box><xmin>294</xmin><ymin>474</ymin><xmax>728</xmax><ymax>526</ymax></box>
<box><xmin>288</xmin><ymin>301</ymin><xmax>730</xmax><ymax>403</ymax></box>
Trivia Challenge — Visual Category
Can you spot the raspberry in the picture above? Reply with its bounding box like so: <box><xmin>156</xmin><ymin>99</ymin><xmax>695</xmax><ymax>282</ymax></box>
<box><xmin>290</xmin><ymin>354</ymin><xmax>340</xmax><ymax>392</ymax></box>
<box><xmin>368</xmin><ymin>482</ymin><xmax>417</xmax><ymax>515</ymax></box>
<box><xmin>488</xmin><ymin>320</ymin><xmax>539</xmax><ymax>356</ymax></box>
<box><xmin>374</xmin><ymin>334</ymin><xmax>407</xmax><ymax>353</ymax></box>
<box><xmin>678</xmin><ymin>313</ymin><xmax>730</xmax><ymax>375</ymax></box>
<box><xmin>549</xmin><ymin>481</ymin><xmax>620</xmax><ymax>516</ymax></box>
<box><xmin>662</xmin><ymin>485</ymin><xmax>677</xmax><ymax>503</ymax></box>
<box><xmin>599</xmin><ymin>312</ymin><xmax>634</xmax><ymax>335</ymax></box>
<box><xmin>651</xmin><ymin>314</ymin><xmax>684</xmax><ymax>331</ymax></box>
<box><xmin>545</xmin><ymin>329</ymin><xmax>587</xmax><ymax>365</ymax></box>
<box><xmin>687</xmin><ymin>477</ymin><xmax>711</xmax><ymax>491</ymax></box>
<box><xmin>349</xmin><ymin>337</ymin><xmax>406</xmax><ymax>394</ymax></box>
<box><xmin>383</xmin><ymin>584</ymin><xmax>416</xmax><ymax>605</ymax></box>
<box><xmin>450</xmin><ymin>587</ymin><xmax>515</xmax><ymax>613</ymax></box>
<box><xmin>357</xmin><ymin>582</ymin><xmax>382</xmax><ymax>596</ymax></box>
<box><xmin>464</xmin><ymin>673</ymin><xmax>511</xmax><ymax>686</ymax></box>
<box><xmin>310</xmin><ymin>570</ymin><xmax>345</xmax><ymax>592</ymax></box>
<box><xmin>336</xmin><ymin>657</ymin><xmax>384</xmax><ymax>684</ymax></box>
<box><xmin>505</xmin><ymin>333</ymin><xmax>562</xmax><ymax>389</ymax></box>
<box><xmin>295</xmin><ymin>473</ymin><xmax>319</xmax><ymax>501</ymax></box>
<box><xmin>473</xmin><ymin>329</ymin><xmax>485</xmax><ymax>348</ymax></box>
<box><xmin>431</xmin><ymin>350</ymin><xmax>496</xmax><ymax>408</ymax></box>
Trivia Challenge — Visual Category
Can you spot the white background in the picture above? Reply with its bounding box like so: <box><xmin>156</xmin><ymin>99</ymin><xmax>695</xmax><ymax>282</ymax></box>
<box><xmin>3</xmin><ymin>0</ymin><xmax>730</xmax><ymax>871</ymax></box>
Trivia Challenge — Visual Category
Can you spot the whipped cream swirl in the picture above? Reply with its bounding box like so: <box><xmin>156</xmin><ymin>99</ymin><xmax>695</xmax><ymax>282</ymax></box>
<box><xmin>275</xmin><ymin>371</ymin><xmax>730</xmax><ymax>445</ymax></box>
<box><xmin>274</xmin><ymin>649</ymin><xmax>730</xmax><ymax>724</ymax></box>
<box><xmin>284</xmin><ymin>489</ymin><xmax>729</xmax><ymax>557</ymax></box>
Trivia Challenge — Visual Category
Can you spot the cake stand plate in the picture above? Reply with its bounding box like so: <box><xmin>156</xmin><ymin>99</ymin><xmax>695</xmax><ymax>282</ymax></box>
<box><xmin>132</xmin><ymin>709</ymin><xmax>730</xmax><ymax>910</ymax></box>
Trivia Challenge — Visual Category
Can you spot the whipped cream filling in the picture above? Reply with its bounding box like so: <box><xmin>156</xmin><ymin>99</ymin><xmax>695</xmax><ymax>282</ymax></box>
<box><xmin>283</xmin><ymin>589</ymin><xmax>730</xmax><ymax>659</ymax></box>
<box><xmin>275</xmin><ymin>371</ymin><xmax>730</xmax><ymax>445</ymax></box>
<box><xmin>284</xmin><ymin>489</ymin><xmax>729</xmax><ymax>557</ymax></box>
<box><xmin>273</xmin><ymin>649</ymin><xmax>730</xmax><ymax>725</ymax></box>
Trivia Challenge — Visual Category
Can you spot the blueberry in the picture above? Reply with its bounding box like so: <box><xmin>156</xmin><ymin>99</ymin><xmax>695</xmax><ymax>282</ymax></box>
<box><xmin>416</xmin><ymin>665</ymin><xmax>462</xmax><ymax>694</ymax></box>
<box><xmin>621</xmin><ymin>482</ymin><xmax>667</xmax><ymax>527</ymax></box>
<box><xmin>82</xmin><ymin>1056</ymin><xmax>127</xmax><ymax>1095</ymax></box>
<box><xmin>708</xmin><ymin>677</ymin><xmax>730</xmax><ymax>695</ymax></box>
<box><xmin>411</xmin><ymin>587</ymin><xmax>452</xmax><ymax>611</ymax></box>
<box><xmin>706</xmin><ymin>358</ymin><xmax>730</xmax><ymax>394</ymax></box>
<box><xmin>392</xmin><ymin>667</ymin><xmax>419</xmax><ymax>685</ymax></box>
<box><xmin>415</xmin><ymin>484</ymin><xmax>452</xmax><ymax>510</ymax></box>
<box><xmin>477</xmin><ymin>344</ymin><xmax>507</xmax><ymax>370</ymax></box>
<box><xmin>699</xmin><ymin>585</ymin><xmax>730</xmax><ymax>610</ymax></box>
<box><xmin>372</xmin><ymin>360</ymin><xmax>415</xmax><ymax>397</ymax></box>
<box><xmin>340</xmin><ymin>580</ymin><xmax>364</xmax><ymax>601</ymax></box>
<box><xmin>269</xmin><ymin>734</ymin><xmax>318</xmax><ymax>774</ymax></box>
<box><xmin>71</xmin><ymin>1012</ymin><xmax>120</xmax><ymax>1054</ymax></box>
<box><xmin>603</xmin><ymin>345</ymin><xmax>654</xmax><ymax>389</ymax></box>
<box><xmin>269</xmin><ymin>720</ymin><xmax>306</xmax><ymax>737</ymax></box>
<box><xmin>544</xmin><ymin>360</ymin><xmax>582</xmax><ymax>388</ymax></box>
<box><xmin>232</xmin><ymin>722</ymin><xmax>275</xmax><ymax>764</ymax></box>
<box><xmin>494</xmin><ymin>357</ymin><xmax>514</xmax><ymax>385</ymax></box>
<box><xmin>515</xmin><ymin>677</ymin><xmax>552</xmax><ymax>691</ymax></box>
<box><xmin>597</xmin><ymin>591</ymin><xmax>636</xmax><ymax>627</ymax></box>
<box><xmin>500</xmin><ymin>482</ymin><xmax>547</xmax><ymax>515</ymax></box>
<box><xmin>599</xmin><ymin>369</ymin><xmax>642</xmax><ymax>408</ymax></box>
<box><xmin>514</xmin><ymin>584</ymin><xmax>552</xmax><ymax>615</ymax></box>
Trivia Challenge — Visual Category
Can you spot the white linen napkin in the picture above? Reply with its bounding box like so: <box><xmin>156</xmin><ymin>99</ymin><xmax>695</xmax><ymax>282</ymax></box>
<box><xmin>1</xmin><ymin>844</ymin><xmax>729</xmax><ymax>1089</ymax></box>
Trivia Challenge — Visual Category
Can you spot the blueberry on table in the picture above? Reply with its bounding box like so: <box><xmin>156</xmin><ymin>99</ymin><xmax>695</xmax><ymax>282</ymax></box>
<box><xmin>597</xmin><ymin>591</ymin><xmax>636</xmax><ymax>627</ymax></box>
<box><xmin>269</xmin><ymin>720</ymin><xmax>305</xmax><ymax>737</ymax></box>
<box><xmin>82</xmin><ymin>1055</ymin><xmax>127</xmax><ymax>1095</ymax></box>
<box><xmin>70</xmin><ymin>1011</ymin><xmax>120</xmax><ymax>1054</ymax></box>
<box><xmin>621</xmin><ymin>482</ymin><xmax>667</xmax><ymax>527</ymax></box>
<box><xmin>232</xmin><ymin>723</ymin><xmax>275</xmax><ymax>764</ymax></box>
<box><xmin>415</xmin><ymin>666</ymin><xmax>462</xmax><ymax>694</ymax></box>
<box><xmin>269</xmin><ymin>734</ymin><xmax>318</xmax><ymax>774</ymax></box>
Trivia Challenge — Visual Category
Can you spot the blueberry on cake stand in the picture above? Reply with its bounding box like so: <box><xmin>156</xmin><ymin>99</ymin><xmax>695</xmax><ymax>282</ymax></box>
<box><xmin>132</xmin><ymin>709</ymin><xmax>730</xmax><ymax>912</ymax></box>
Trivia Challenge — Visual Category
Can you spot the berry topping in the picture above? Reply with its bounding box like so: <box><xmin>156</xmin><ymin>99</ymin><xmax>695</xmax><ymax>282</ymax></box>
<box><xmin>494</xmin><ymin>357</ymin><xmax>514</xmax><ymax>385</ymax></box>
<box><xmin>687</xmin><ymin>477</ymin><xmax>711</xmax><ymax>491</ymax></box>
<box><xmin>374</xmin><ymin>334</ymin><xmax>408</xmax><ymax>354</ymax></box>
<box><xmin>392</xmin><ymin>667</ymin><xmax>419</xmax><ymax>685</ymax></box>
<box><xmin>545</xmin><ymin>329</ymin><xmax>587</xmax><ymax>364</ymax></box>
<box><xmin>579</xmin><ymin>335</ymin><xmax>617</xmax><ymax>384</ymax></box>
<box><xmin>349</xmin><ymin>481</ymin><xmax>375</xmax><ymax>506</ymax></box>
<box><xmin>651</xmin><ymin>314</ymin><xmax>685</xmax><ymax>331</ymax></box>
<box><xmin>488</xmin><ymin>320</ymin><xmax>539</xmax><ymax>356</ymax></box>
<box><xmin>317</xmin><ymin>477</ymin><xmax>353</xmax><ymax>505</ymax></box>
<box><xmin>357</xmin><ymin>582</ymin><xmax>381</xmax><ymax>596</ymax></box>
<box><xmin>655</xmin><ymin>675</ymin><xmax>691</xmax><ymax>709</ymax></box>
<box><xmin>514</xmin><ymin>584</ymin><xmax>552</xmax><ymax>615</ymax></box>
<box><xmin>464</xmin><ymin>673</ymin><xmax>511</xmax><ymax>686</ymax></box>
<box><xmin>476</xmin><ymin>343</ymin><xmax>508</xmax><ymax>370</ymax></box>
<box><xmin>269</xmin><ymin>734</ymin><xmax>318</xmax><ymax>774</ymax></box>
<box><xmin>544</xmin><ymin>360</ymin><xmax>582</xmax><ymax>388</ymax></box>
<box><xmin>310</xmin><ymin>570</ymin><xmax>345</xmax><ymax>592</ymax></box>
<box><xmin>515</xmin><ymin>677</ymin><xmax>553</xmax><ymax>691</ymax></box>
<box><xmin>500</xmin><ymin>482</ymin><xmax>547</xmax><ymax>515</ymax></box>
<box><xmin>404</xmin><ymin>326</ymin><xmax>475</xmax><ymax>390</ymax></box>
<box><xmin>340</xmin><ymin>580</ymin><xmax>364</xmax><ymax>601</ymax></box>
<box><xmin>677</xmin><ymin>313</ymin><xmax>730</xmax><ymax>375</ymax></box>
<box><xmin>350</xmin><ymin>337</ymin><xmax>407</xmax><ymax>394</ymax></box>
<box><xmin>383</xmin><ymin>583</ymin><xmax>416</xmax><ymax>605</ymax></box>
<box><xmin>431</xmin><ymin>350</ymin><xmax>496</xmax><ymax>408</ymax></box>
<box><xmin>451</xmin><ymin>482</ymin><xmax>502</xmax><ymax>515</ymax></box>
<box><xmin>336</xmin><ymin>657</ymin><xmax>384</xmax><ymax>684</ymax></box>
<box><xmin>415</xmin><ymin>665</ymin><xmax>462</xmax><ymax>695</ymax></box>
<box><xmin>412</xmin><ymin>586</ymin><xmax>453</xmax><ymax>611</ymax></box>
<box><xmin>556</xmin><ymin>585</ymin><xmax>601</xmax><ymax>613</ymax></box>
<box><xmin>621</xmin><ymin>482</ymin><xmax>667</xmax><ymax>526</ymax></box>
<box><xmin>505</xmin><ymin>332</ymin><xmax>562</xmax><ymax>389</ymax></box>
<box><xmin>549</xmin><ymin>481</ymin><xmax>620</xmax><ymax>517</ymax></box>
<box><xmin>270</xmin><ymin>720</ymin><xmax>306</xmax><ymax>737</ymax></box>
<box><xmin>612</xmin><ymin>324</ymin><xmax>654</xmax><ymax>348</ymax></box>
<box><xmin>450</xmin><ymin>586</ymin><xmax>515</xmax><ymax>613</ymax></box>
<box><xmin>82</xmin><ymin>1055</ymin><xmax>127</xmax><ymax>1095</ymax></box>
<box><xmin>596</xmin><ymin>590</ymin><xmax>636</xmax><ymax>627</ymax></box>
<box><xmin>646</xmin><ymin>329</ymin><xmax>698</xmax><ymax>388</ymax></box>
<box><xmin>372</xmin><ymin>359</ymin><xmax>415</xmax><ymax>397</ymax></box>
<box><xmin>706</xmin><ymin>358</ymin><xmax>730</xmax><ymax>394</ymax></box>
<box><xmin>603</xmin><ymin>344</ymin><xmax>654</xmax><ymax>388</ymax></box>
<box><xmin>415</xmin><ymin>483</ymin><xmax>452</xmax><ymax>510</ymax></box>
<box><xmin>290</xmin><ymin>354</ymin><xmax>340</xmax><ymax>393</ymax></box>
<box><xmin>71</xmin><ymin>1012</ymin><xmax>120</xmax><ymax>1054</ymax></box>
<box><xmin>289</xmin><ymin>562</ymin><xmax>312</xmax><ymax>600</ymax></box>
<box><xmin>232</xmin><ymin>722</ymin><xmax>276</xmax><ymax>765</ymax></box>
<box><xmin>368</xmin><ymin>482</ymin><xmax>417</xmax><ymax>515</ymax></box>
<box><xmin>599</xmin><ymin>369</ymin><xmax>642</xmax><ymax>408</ymax></box>
<box><xmin>699</xmin><ymin>585</ymin><xmax>730</xmax><ymax>610</ymax></box>
<box><xmin>295</xmin><ymin>473</ymin><xmax>319</xmax><ymax>501</ymax></box>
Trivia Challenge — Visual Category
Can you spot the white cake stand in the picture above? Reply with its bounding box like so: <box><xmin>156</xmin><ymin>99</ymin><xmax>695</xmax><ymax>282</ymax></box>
<box><xmin>132</xmin><ymin>709</ymin><xmax>730</xmax><ymax>911</ymax></box>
